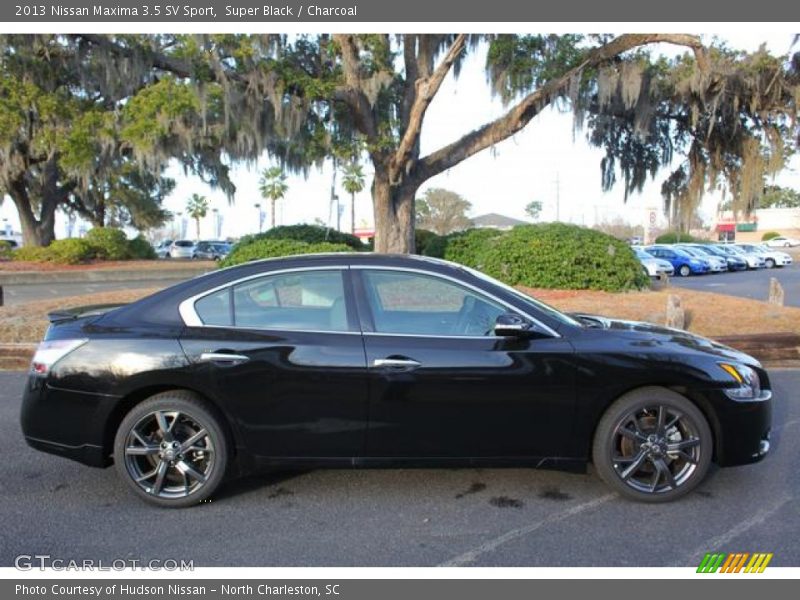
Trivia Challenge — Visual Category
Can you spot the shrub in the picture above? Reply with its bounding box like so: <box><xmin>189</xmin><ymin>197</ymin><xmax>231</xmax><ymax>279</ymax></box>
<box><xmin>12</xmin><ymin>246</ymin><xmax>50</xmax><ymax>262</ymax></box>
<box><xmin>237</xmin><ymin>224</ymin><xmax>364</xmax><ymax>250</ymax></box>
<box><xmin>85</xmin><ymin>227</ymin><xmax>130</xmax><ymax>260</ymax></box>
<box><xmin>0</xmin><ymin>241</ymin><xmax>13</xmax><ymax>260</ymax></box>
<box><xmin>414</xmin><ymin>229</ymin><xmax>441</xmax><ymax>255</ymax></box>
<box><xmin>45</xmin><ymin>238</ymin><xmax>95</xmax><ymax>264</ymax></box>
<box><xmin>127</xmin><ymin>235</ymin><xmax>157</xmax><ymax>259</ymax></box>
<box><xmin>219</xmin><ymin>239</ymin><xmax>352</xmax><ymax>268</ymax></box>
<box><xmin>654</xmin><ymin>231</ymin><xmax>705</xmax><ymax>244</ymax></box>
<box><xmin>761</xmin><ymin>231</ymin><xmax>781</xmax><ymax>241</ymax></box>
<box><xmin>442</xmin><ymin>228</ymin><xmax>504</xmax><ymax>268</ymax></box>
<box><xmin>421</xmin><ymin>233</ymin><xmax>449</xmax><ymax>258</ymax></box>
<box><xmin>478</xmin><ymin>223</ymin><xmax>649</xmax><ymax>292</ymax></box>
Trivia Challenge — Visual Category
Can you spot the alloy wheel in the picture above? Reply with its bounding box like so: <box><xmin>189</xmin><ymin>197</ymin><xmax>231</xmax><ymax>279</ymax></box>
<box><xmin>123</xmin><ymin>410</ymin><xmax>215</xmax><ymax>499</ymax></box>
<box><xmin>610</xmin><ymin>405</ymin><xmax>702</xmax><ymax>495</ymax></box>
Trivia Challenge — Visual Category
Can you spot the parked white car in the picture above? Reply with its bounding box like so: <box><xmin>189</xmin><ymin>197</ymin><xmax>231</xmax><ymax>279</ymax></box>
<box><xmin>718</xmin><ymin>244</ymin><xmax>766</xmax><ymax>269</ymax></box>
<box><xmin>735</xmin><ymin>243</ymin><xmax>792</xmax><ymax>269</ymax></box>
<box><xmin>154</xmin><ymin>239</ymin><xmax>173</xmax><ymax>259</ymax></box>
<box><xmin>764</xmin><ymin>236</ymin><xmax>800</xmax><ymax>248</ymax></box>
<box><xmin>633</xmin><ymin>247</ymin><xmax>674</xmax><ymax>277</ymax></box>
<box><xmin>167</xmin><ymin>240</ymin><xmax>196</xmax><ymax>259</ymax></box>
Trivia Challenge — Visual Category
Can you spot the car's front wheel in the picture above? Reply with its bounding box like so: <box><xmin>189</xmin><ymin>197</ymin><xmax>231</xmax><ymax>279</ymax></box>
<box><xmin>592</xmin><ymin>387</ymin><xmax>712</xmax><ymax>502</ymax></box>
<box><xmin>765</xmin><ymin>258</ymin><xmax>776</xmax><ymax>268</ymax></box>
<box><xmin>113</xmin><ymin>391</ymin><xmax>229</xmax><ymax>508</ymax></box>
<box><xmin>678</xmin><ymin>264</ymin><xmax>691</xmax><ymax>277</ymax></box>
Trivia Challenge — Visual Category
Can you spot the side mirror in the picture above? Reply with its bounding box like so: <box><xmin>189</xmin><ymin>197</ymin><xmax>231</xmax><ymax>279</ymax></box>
<box><xmin>494</xmin><ymin>313</ymin><xmax>531</xmax><ymax>337</ymax></box>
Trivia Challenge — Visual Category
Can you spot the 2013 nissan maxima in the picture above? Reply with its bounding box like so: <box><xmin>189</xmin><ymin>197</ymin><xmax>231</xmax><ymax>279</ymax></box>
<box><xmin>21</xmin><ymin>254</ymin><xmax>772</xmax><ymax>507</ymax></box>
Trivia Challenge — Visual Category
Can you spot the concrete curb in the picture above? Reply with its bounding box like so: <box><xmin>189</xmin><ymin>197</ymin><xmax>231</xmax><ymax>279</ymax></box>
<box><xmin>1</xmin><ymin>334</ymin><xmax>798</xmax><ymax>372</ymax></box>
<box><xmin>0</xmin><ymin>266</ymin><xmax>211</xmax><ymax>285</ymax></box>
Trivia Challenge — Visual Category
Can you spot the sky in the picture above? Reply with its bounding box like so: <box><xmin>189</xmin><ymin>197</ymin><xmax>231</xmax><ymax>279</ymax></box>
<box><xmin>1</xmin><ymin>32</ymin><xmax>798</xmax><ymax>241</ymax></box>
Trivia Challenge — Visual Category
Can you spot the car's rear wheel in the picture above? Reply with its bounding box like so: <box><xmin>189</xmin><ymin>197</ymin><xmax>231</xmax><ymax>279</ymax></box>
<box><xmin>678</xmin><ymin>264</ymin><xmax>691</xmax><ymax>277</ymax></box>
<box><xmin>113</xmin><ymin>391</ymin><xmax>229</xmax><ymax>508</ymax></box>
<box><xmin>592</xmin><ymin>387</ymin><xmax>712</xmax><ymax>502</ymax></box>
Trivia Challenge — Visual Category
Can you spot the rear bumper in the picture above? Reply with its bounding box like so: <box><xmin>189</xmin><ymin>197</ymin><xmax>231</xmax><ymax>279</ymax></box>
<box><xmin>20</xmin><ymin>375</ymin><xmax>117</xmax><ymax>468</ymax></box>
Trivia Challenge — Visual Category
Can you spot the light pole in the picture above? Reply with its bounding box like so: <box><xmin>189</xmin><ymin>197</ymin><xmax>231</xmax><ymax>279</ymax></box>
<box><xmin>254</xmin><ymin>203</ymin><xmax>264</xmax><ymax>232</ymax></box>
<box><xmin>212</xmin><ymin>208</ymin><xmax>219</xmax><ymax>239</ymax></box>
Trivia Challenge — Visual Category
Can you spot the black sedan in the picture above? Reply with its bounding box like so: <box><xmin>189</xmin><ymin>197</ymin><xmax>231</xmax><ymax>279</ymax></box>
<box><xmin>21</xmin><ymin>254</ymin><xmax>772</xmax><ymax>507</ymax></box>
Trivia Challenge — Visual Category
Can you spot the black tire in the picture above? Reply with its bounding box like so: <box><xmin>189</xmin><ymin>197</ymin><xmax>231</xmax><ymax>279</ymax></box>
<box><xmin>765</xmin><ymin>258</ymin><xmax>775</xmax><ymax>269</ymax></box>
<box><xmin>113</xmin><ymin>391</ymin><xmax>230</xmax><ymax>508</ymax></box>
<box><xmin>164</xmin><ymin>253</ymin><xmax>171</xmax><ymax>259</ymax></box>
<box><xmin>592</xmin><ymin>387</ymin><xmax>712</xmax><ymax>503</ymax></box>
<box><xmin>678</xmin><ymin>264</ymin><xmax>691</xmax><ymax>277</ymax></box>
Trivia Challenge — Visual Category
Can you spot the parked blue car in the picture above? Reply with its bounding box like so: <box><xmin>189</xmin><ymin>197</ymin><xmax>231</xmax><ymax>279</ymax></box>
<box><xmin>645</xmin><ymin>245</ymin><xmax>711</xmax><ymax>277</ymax></box>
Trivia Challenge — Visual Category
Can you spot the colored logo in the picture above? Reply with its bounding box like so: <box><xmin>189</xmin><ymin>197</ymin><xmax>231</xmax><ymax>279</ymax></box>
<box><xmin>697</xmin><ymin>552</ymin><xmax>773</xmax><ymax>573</ymax></box>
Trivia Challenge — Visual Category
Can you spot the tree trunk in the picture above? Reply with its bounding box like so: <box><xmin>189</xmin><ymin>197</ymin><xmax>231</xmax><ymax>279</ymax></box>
<box><xmin>195</xmin><ymin>218</ymin><xmax>200</xmax><ymax>241</ymax></box>
<box><xmin>351</xmin><ymin>192</ymin><xmax>356</xmax><ymax>234</ymax></box>
<box><xmin>271</xmin><ymin>198</ymin><xmax>276</xmax><ymax>229</ymax></box>
<box><xmin>372</xmin><ymin>171</ymin><xmax>417</xmax><ymax>254</ymax></box>
<box><xmin>8</xmin><ymin>177</ymin><xmax>57</xmax><ymax>247</ymax></box>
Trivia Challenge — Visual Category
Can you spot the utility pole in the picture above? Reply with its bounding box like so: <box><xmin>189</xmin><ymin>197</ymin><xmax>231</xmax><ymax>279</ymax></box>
<box><xmin>555</xmin><ymin>172</ymin><xmax>561</xmax><ymax>222</ymax></box>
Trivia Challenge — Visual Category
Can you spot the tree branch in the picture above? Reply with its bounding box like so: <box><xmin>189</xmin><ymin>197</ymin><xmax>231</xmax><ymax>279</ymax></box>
<box><xmin>390</xmin><ymin>34</ymin><xmax>466</xmax><ymax>183</ymax></box>
<box><xmin>417</xmin><ymin>33</ymin><xmax>708</xmax><ymax>181</ymax></box>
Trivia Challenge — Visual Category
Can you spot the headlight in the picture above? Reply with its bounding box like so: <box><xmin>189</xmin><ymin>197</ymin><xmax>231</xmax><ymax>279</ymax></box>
<box><xmin>689</xmin><ymin>259</ymin><xmax>702</xmax><ymax>265</ymax></box>
<box><xmin>719</xmin><ymin>363</ymin><xmax>763</xmax><ymax>401</ymax></box>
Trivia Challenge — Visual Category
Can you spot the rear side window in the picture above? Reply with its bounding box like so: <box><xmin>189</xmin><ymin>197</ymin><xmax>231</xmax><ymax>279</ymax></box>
<box><xmin>192</xmin><ymin>270</ymin><xmax>349</xmax><ymax>332</ymax></box>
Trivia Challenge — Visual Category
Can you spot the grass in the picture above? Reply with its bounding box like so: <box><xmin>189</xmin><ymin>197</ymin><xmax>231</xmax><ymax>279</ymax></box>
<box><xmin>1</xmin><ymin>285</ymin><xmax>798</xmax><ymax>345</ymax></box>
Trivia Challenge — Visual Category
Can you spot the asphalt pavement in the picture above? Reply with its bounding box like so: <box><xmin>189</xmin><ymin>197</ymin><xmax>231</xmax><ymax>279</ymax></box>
<box><xmin>1</xmin><ymin>370</ymin><xmax>797</xmax><ymax>567</ymax></box>
<box><xmin>670</xmin><ymin>262</ymin><xmax>800</xmax><ymax>307</ymax></box>
<box><xmin>0</xmin><ymin>279</ymin><xmax>180</xmax><ymax>306</ymax></box>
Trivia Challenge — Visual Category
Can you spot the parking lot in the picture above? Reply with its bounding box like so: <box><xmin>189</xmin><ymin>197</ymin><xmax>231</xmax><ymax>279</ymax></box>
<box><xmin>1</xmin><ymin>369</ymin><xmax>798</xmax><ymax>568</ymax></box>
<box><xmin>670</xmin><ymin>260</ymin><xmax>800</xmax><ymax>307</ymax></box>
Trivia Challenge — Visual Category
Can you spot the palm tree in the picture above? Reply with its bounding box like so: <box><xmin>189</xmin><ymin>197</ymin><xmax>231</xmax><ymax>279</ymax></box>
<box><xmin>185</xmin><ymin>194</ymin><xmax>209</xmax><ymax>241</ymax></box>
<box><xmin>341</xmin><ymin>162</ymin><xmax>365</xmax><ymax>234</ymax></box>
<box><xmin>258</xmin><ymin>166</ymin><xmax>289</xmax><ymax>229</ymax></box>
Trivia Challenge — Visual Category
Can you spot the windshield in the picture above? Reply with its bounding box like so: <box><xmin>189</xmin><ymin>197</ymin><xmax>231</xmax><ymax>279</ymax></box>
<box><xmin>676</xmin><ymin>246</ymin><xmax>703</xmax><ymax>257</ymax></box>
<box><xmin>175</xmin><ymin>241</ymin><xmax>194</xmax><ymax>247</ymax></box>
<box><xmin>462</xmin><ymin>265</ymin><xmax>582</xmax><ymax>328</ymax></box>
<box><xmin>633</xmin><ymin>247</ymin><xmax>653</xmax><ymax>259</ymax></box>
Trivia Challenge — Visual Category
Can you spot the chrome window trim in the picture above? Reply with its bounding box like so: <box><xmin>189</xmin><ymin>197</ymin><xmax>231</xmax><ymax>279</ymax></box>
<box><xmin>179</xmin><ymin>262</ymin><xmax>561</xmax><ymax>339</ymax></box>
<box><xmin>352</xmin><ymin>265</ymin><xmax>561</xmax><ymax>338</ymax></box>
<box><xmin>178</xmin><ymin>265</ymin><xmax>350</xmax><ymax>330</ymax></box>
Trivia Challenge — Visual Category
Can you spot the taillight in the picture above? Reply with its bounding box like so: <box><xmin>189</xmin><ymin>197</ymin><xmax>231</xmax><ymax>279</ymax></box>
<box><xmin>30</xmin><ymin>339</ymin><xmax>88</xmax><ymax>375</ymax></box>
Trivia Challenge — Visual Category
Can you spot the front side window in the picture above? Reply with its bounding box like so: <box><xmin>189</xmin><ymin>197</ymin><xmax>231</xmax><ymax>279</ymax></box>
<box><xmin>194</xmin><ymin>270</ymin><xmax>350</xmax><ymax>332</ymax></box>
<box><xmin>361</xmin><ymin>270</ymin><xmax>506</xmax><ymax>336</ymax></box>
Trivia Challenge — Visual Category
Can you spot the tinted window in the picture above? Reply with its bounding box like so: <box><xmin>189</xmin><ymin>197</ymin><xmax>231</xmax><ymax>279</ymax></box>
<box><xmin>175</xmin><ymin>241</ymin><xmax>194</xmax><ymax>248</ymax></box>
<box><xmin>232</xmin><ymin>270</ymin><xmax>349</xmax><ymax>331</ymax></box>
<box><xmin>195</xmin><ymin>288</ymin><xmax>232</xmax><ymax>326</ymax></box>
<box><xmin>361</xmin><ymin>270</ymin><xmax>505</xmax><ymax>336</ymax></box>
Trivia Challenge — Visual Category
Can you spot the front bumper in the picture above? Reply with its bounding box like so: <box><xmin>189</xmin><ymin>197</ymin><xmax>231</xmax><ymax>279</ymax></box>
<box><xmin>709</xmin><ymin>389</ymin><xmax>772</xmax><ymax>467</ymax></box>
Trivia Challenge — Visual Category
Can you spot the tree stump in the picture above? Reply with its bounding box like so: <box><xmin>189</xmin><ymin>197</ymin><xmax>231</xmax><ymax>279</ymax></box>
<box><xmin>665</xmin><ymin>294</ymin><xmax>685</xmax><ymax>329</ymax></box>
<box><xmin>768</xmin><ymin>277</ymin><xmax>785</xmax><ymax>307</ymax></box>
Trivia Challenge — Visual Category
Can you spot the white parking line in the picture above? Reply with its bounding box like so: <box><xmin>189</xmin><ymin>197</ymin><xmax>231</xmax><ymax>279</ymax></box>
<box><xmin>678</xmin><ymin>495</ymin><xmax>792</xmax><ymax>566</ymax></box>
<box><xmin>437</xmin><ymin>494</ymin><xmax>614</xmax><ymax>567</ymax></box>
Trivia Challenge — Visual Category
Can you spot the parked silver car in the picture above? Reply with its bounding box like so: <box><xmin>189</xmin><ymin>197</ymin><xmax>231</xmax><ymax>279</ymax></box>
<box><xmin>167</xmin><ymin>240</ymin><xmax>196</xmax><ymax>259</ymax></box>
<box><xmin>633</xmin><ymin>247</ymin><xmax>674</xmax><ymax>277</ymax></box>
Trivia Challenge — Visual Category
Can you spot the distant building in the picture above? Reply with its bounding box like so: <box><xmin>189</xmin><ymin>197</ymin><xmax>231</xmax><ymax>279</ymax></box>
<box><xmin>715</xmin><ymin>207</ymin><xmax>800</xmax><ymax>242</ymax></box>
<box><xmin>470</xmin><ymin>213</ymin><xmax>529</xmax><ymax>231</ymax></box>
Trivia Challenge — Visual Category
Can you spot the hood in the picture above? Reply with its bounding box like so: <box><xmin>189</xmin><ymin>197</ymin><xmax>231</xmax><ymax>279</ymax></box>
<box><xmin>569</xmin><ymin>313</ymin><xmax>759</xmax><ymax>366</ymax></box>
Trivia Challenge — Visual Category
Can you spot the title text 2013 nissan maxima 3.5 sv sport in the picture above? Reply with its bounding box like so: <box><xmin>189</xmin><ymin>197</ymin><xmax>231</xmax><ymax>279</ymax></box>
<box><xmin>21</xmin><ymin>254</ymin><xmax>772</xmax><ymax>507</ymax></box>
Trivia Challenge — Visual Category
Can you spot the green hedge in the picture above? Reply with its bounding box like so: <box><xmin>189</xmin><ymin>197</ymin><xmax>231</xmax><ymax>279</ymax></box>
<box><xmin>761</xmin><ymin>231</ymin><xmax>781</xmax><ymax>241</ymax></box>
<box><xmin>219</xmin><ymin>239</ymin><xmax>352</xmax><ymax>268</ymax></box>
<box><xmin>654</xmin><ymin>231</ymin><xmax>705</xmax><ymax>244</ymax></box>
<box><xmin>237</xmin><ymin>225</ymin><xmax>364</xmax><ymax>250</ymax></box>
<box><xmin>414</xmin><ymin>229</ymin><xmax>441</xmax><ymax>255</ymax></box>
<box><xmin>84</xmin><ymin>227</ymin><xmax>131</xmax><ymax>260</ymax></box>
<box><xmin>435</xmin><ymin>224</ymin><xmax>648</xmax><ymax>291</ymax></box>
<box><xmin>13</xmin><ymin>239</ymin><xmax>94</xmax><ymax>265</ymax></box>
<box><xmin>128</xmin><ymin>235</ymin><xmax>157</xmax><ymax>259</ymax></box>
<box><xmin>441</xmin><ymin>228</ymin><xmax>504</xmax><ymax>267</ymax></box>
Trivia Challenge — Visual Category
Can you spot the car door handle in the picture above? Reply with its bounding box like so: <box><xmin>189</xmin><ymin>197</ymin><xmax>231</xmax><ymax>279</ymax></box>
<box><xmin>372</xmin><ymin>358</ymin><xmax>421</xmax><ymax>370</ymax></box>
<box><xmin>198</xmin><ymin>352</ymin><xmax>250</xmax><ymax>365</ymax></box>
